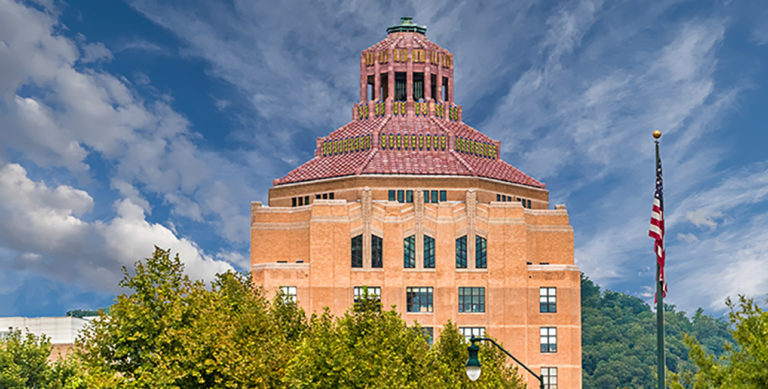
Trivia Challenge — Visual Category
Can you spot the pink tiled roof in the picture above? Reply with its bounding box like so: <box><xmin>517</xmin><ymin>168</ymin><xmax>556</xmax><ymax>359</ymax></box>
<box><xmin>273</xmin><ymin>117</ymin><xmax>545</xmax><ymax>189</ymax></box>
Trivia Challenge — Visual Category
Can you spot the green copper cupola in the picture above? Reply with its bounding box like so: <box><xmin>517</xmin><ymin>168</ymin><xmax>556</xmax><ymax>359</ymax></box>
<box><xmin>386</xmin><ymin>17</ymin><xmax>427</xmax><ymax>35</ymax></box>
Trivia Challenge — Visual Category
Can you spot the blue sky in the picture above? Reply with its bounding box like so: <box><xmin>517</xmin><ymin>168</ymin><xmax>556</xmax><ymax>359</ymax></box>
<box><xmin>1</xmin><ymin>0</ymin><xmax>767</xmax><ymax>317</ymax></box>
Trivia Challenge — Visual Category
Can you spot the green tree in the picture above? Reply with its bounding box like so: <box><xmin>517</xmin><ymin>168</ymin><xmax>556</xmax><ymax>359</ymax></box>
<box><xmin>0</xmin><ymin>330</ymin><xmax>85</xmax><ymax>388</ymax></box>
<box><xmin>76</xmin><ymin>247</ymin><xmax>305</xmax><ymax>388</ymax></box>
<box><xmin>672</xmin><ymin>295</ymin><xmax>768</xmax><ymax>388</ymax></box>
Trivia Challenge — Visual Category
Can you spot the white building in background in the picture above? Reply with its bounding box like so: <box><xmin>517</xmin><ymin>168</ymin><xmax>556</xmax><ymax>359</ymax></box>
<box><xmin>0</xmin><ymin>316</ymin><xmax>95</xmax><ymax>360</ymax></box>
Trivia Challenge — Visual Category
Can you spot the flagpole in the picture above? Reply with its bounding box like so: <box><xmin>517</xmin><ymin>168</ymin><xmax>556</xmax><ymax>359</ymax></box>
<box><xmin>653</xmin><ymin>130</ymin><xmax>665</xmax><ymax>389</ymax></box>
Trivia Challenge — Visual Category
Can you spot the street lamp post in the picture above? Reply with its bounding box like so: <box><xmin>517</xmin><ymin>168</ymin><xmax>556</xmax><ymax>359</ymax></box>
<box><xmin>465</xmin><ymin>337</ymin><xmax>545</xmax><ymax>389</ymax></box>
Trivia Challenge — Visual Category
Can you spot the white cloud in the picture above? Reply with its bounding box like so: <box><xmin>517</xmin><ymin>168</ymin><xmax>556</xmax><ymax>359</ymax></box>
<box><xmin>0</xmin><ymin>163</ymin><xmax>232</xmax><ymax>291</ymax></box>
<box><xmin>685</xmin><ymin>209</ymin><xmax>722</xmax><ymax>230</ymax></box>
<box><xmin>80</xmin><ymin>41</ymin><xmax>113</xmax><ymax>63</ymax></box>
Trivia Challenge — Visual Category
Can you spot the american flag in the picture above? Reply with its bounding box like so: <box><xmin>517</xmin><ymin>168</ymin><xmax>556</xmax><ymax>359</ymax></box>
<box><xmin>649</xmin><ymin>147</ymin><xmax>667</xmax><ymax>300</ymax></box>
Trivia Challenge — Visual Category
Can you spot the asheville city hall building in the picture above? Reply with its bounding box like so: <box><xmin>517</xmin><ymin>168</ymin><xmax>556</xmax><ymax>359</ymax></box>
<box><xmin>251</xmin><ymin>18</ymin><xmax>581</xmax><ymax>388</ymax></box>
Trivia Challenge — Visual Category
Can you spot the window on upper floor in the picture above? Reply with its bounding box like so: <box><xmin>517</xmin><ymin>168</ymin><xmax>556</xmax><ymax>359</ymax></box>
<box><xmin>460</xmin><ymin>327</ymin><xmax>485</xmax><ymax>342</ymax></box>
<box><xmin>456</xmin><ymin>235</ymin><xmax>467</xmax><ymax>268</ymax></box>
<box><xmin>424</xmin><ymin>235</ymin><xmax>435</xmax><ymax>268</ymax></box>
<box><xmin>372</xmin><ymin>235</ymin><xmax>383</xmax><ymax>268</ymax></box>
<box><xmin>540</xmin><ymin>327</ymin><xmax>557</xmax><ymax>353</ymax></box>
<box><xmin>540</xmin><ymin>287</ymin><xmax>557</xmax><ymax>313</ymax></box>
<box><xmin>459</xmin><ymin>287</ymin><xmax>485</xmax><ymax>313</ymax></box>
<box><xmin>430</xmin><ymin>190</ymin><xmax>438</xmax><ymax>204</ymax></box>
<box><xmin>353</xmin><ymin>286</ymin><xmax>381</xmax><ymax>303</ymax></box>
<box><xmin>406</xmin><ymin>287</ymin><xmax>433</xmax><ymax>313</ymax></box>
<box><xmin>413</xmin><ymin>72</ymin><xmax>424</xmax><ymax>101</ymax></box>
<box><xmin>439</xmin><ymin>190</ymin><xmax>447</xmax><ymax>202</ymax></box>
<box><xmin>351</xmin><ymin>235</ymin><xmax>363</xmax><ymax>268</ymax></box>
<box><xmin>475</xmin><ymin>236</ymin><xmax>487</xmax><ymax>269</ymax></box>
<box><xmin>397</xmin><ymin>189</ymin><xmax>404</xmax><ymax>203</ymax></box>
<box><xmin>430</xmin><ymin>74</ymin><xmax>437</xmax><ymax>100</ymax></box>
<box><xmin>541</xmin><ymin>367</ymin><xmax>558</xmax><ymax>389</ymax></box>
<box><xmin>389</xmin><ymin>190</ymin><xmax>396</xmax><ymax>201</ymax></box>
<box><xmin>395</xmin><ymin>72</ymin><xmax>407</xmax><ymax>101</ymax></box>
<box><xmin>406</xmin><ymin>190</ymin><xmax>413</xmax><ymax>203</ymax></box>
<box><xmin>279</xmin><ymin>286</ymin><xmax>297</xmax><ymax>303</ymax></box>
<box><xmin>404</xmin><ymin>235</ymin><xmax>416</xmax><ymax>268</ymax></box>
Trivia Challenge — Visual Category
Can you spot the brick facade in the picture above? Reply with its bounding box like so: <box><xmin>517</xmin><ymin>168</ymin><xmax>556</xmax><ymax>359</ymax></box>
<box><xmin>251</xmin><ymin>18</ymin><xmax>581</xmax><ymax>388</ymax></box>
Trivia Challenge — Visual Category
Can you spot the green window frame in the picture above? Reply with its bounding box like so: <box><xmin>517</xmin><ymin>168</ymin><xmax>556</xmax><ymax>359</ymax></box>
<box><xmin>456</xmin><ymin>236</ymin><xmax>467</xmax><ymax>268</ymax></box>
<box><xmin>424</xmin><ymin>235</ymin><xmax>435</xmax><ymax>268</ymax></box>
<box><xmin>475</xmin><ymin>235</ymin><xmax>487</xmax><ymax>269</ymax></box>
<box><xmin>404</xmin><ymin>235</ymin><xmax>416</xmax><ymax>268</ymax></box>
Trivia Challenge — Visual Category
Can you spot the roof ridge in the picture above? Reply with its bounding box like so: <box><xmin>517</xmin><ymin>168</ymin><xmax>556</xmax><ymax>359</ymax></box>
<box><xmin>448</xmin><ymin>149</ymin><xmax>475</xmax><ymax>176</ymax></box>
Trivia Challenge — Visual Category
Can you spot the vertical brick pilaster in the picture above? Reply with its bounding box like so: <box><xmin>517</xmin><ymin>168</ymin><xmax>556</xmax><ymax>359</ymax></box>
<box><xmin>415</xmin><ymin>188</ymin><xmax>424</xmax><ymax>268</ymax></box>
<box><xmin>425</xmin><ymin>64</ymin><xmax>432</xmax><ymax>101</ymax></box>
<box><xmin>466</xmin><ymin>189</ymin><xmax>477</xmax><ymax>268</ymax></box>
<box><xmin>360</xmin><ymin>54</ymin><xmax>366</xmax><ymax>102</ymax></box>
<box><xmin>374</xmin><ymin>54</ymin><xmax>380</xmax><ymax>101</ymax></box>
<box><xmin>363</xmin><ymin>187</ymin><xmax>372</xmax><ymax>267</ymax></box>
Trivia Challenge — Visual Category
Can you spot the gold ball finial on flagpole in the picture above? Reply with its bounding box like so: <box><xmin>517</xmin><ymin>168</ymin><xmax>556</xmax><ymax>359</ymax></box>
<box><xmin>652</xmin><ymin>130</ymin><xmax>662</xmax><ymax>139</ymax></box>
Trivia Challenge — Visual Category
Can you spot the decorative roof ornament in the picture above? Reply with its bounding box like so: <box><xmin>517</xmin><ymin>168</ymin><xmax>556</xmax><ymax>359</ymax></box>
<box><xmin>386</xmin><ymin>17</ymin><xmax>427</xmax><ymax>35</ymax></box>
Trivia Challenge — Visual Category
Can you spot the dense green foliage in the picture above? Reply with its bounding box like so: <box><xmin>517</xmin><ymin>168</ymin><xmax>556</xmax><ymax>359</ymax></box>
<box><xmin>581</xmin><ymin>275</ymin><xmax>732</xmax><ymax>389</ymax></box>
<box><xmin>670</xmin><ymin>296</ymin><xmax>768</xmax><ymax>388</ymax></box>
<box><xmin>74</xmin><ymin>247</ymin><xmax>524</xmax><ymax>388</ymax></box>
<box><xmin>0</xmin><ymin>330</ymin><xmax>85</xmax><ymax>388</ymax></box>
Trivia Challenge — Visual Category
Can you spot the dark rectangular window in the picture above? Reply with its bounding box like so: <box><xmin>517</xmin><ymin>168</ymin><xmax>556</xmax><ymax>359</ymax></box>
<box><xmin>322</xmin><ymin>193</ymin><xmax>328</xmax><ymax>199</ymax></box>
<box><xmin>353</xmin><ymin>286</ymin><xmax>381</xmax><ymax>303</ymax></box>
<box><xmin>424</xmin><ymin>235</ymin><xmax>435</xmax><ymax>268</ymax></box>
<box><xmin>540</xmin><ymin>327</ymin><xmax>557</xmax><ymax>353</ymax></box>
<box><xmin>395</xmin><ymin>72</ymin><xmax>407</xmax><ymax>101</ymax></box>
<box><xmin>367</xmin><ymin>75</ymin><xmax>374</xmax><ymax>101</ymax></box>
<box><xmin>406</xmin><ymin>287</ymin><xmax>433</xmax><ymax>313</ymax></box>
<box><xmin>423</xmin><ymin>190</ymin><xmax>430</xmax><ymax>203</ymax></box>
<box><xmin>430</xmin><ymin>74</ymin><xmax>437</xmax><ymax>100</ymax></box>
<box><xmin>413</xmin><ymin>72</ymin><xmax>424</xmax><ymax>101</ymax></box>
<box><xmin>297</xmin><ymin>197</ymin><xmax>303</xmax><ymax>206</ymax></box>
<box><xmin>540</xmin><ymin>287</ymin><xmax>556</xmax><ymax>313</ymax></box>
<box><xmin>439</xmin><ymin>190</ymin><xmax>446</xmax><ymax>202</ymax></box>
<box><xmin>459</xmin><ymin>287</ymin><xmax>485</xmax><ymax>313</ymax></box>
<box><xmin>292</xmin><ymin>197</ymin><xmax>297</xmax><ymax>207</ymax></box>
<box><xmin>421</xmin><ymin>327</ymin><xmax>434</xmax><ymax>345</ymax></box>
<box><xmin>315</xmin><ymin>194</ymin><xmax>321</xmax><ymax>199</ymax></box>
<box><xmin>304</xmin><ymin>195</ymin><xmax>309</xmax><ymax>205</ymax></box>
<box><xmin>351</xmin><ymin>235</ymin><xmax>363</xmax><ymax>268</ymax></box>
<box><xmin>442</xmin><ymin>77</ymin><xmax>449</xmax><ymax>101</ymax></box>
<box><xmin>406</xmin><ymin>190</ymin><xmax>413</xmax><ymax>203</ymax></box>
<box><xmin>380</xmin><ymin>73</ymin><xmax>388</xmax><ymax>100</ymax></box>
<box><xmin>372</xmin><ymin>235</ymin><xmax>383</xmax><ymax>268</ymax></box>
<box><xmin>527</xmin><ymin>199</ymin><xmax>532</xmax><ymax>208</ymax></box>
<box><xmin>329</xmin><ymin>192</ymin><xmax>334</xmax><ymax>199</ymax></box>
<box><xmin>542</xmin><ymin>367</ymin><xmax>557</xmax><ymax>389</ymax></box>
<box><xmin>389</xmin><ymin>190</ymin><xmax>396</xmax><ymax>201</ymax></box>
<box><xmin>430</xmin><ymin>190</ymin><xmax>438</xmax><ymax>204</ymax></box>
<box><xmin>475</xmin><ymin>236</ymin><xmax>487</xmax><ymax>269</ymax></box>
<box><xmin>456</xmin><ymin>236</ymin><xmax>467</xmax><ymax>268</ymax></box>
<box><xmin>404</xmin><ymin>235</ymin><xmax>416</xmax><ymax>268</ymax></box>
<box><xmin>397</xmin><ymin>190</ymin><xmax>404</xmax><ymax>203</ymax></box>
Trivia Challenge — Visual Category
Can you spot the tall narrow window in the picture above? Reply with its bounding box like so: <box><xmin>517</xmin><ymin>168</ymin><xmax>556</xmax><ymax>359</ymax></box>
<box><xmin>404</xmin><ymin>235</ymin><xmax>416</xmax><ymax>268</ymax></box>
<box><xmin>388</xmin><ymin>190</ymin><xmax>396</xmax><ymax>201</ymax></box>
<box><xmin>372</xmin><ymin>235</ymin><xmax>383</xmax><ymax>268</ymax></box>
<box><xmin>439</xmin><ymin>190</ymin><xmax>447</xmax><ymax>202</ymax></box>
<box><xmin>424</xmin><ymin>235</ymin><xmax>435</xmax><ymax>268</ymax></box>
<box><xmin>540</xmin><ymin>287</ymin><xmax>557</xmax><ymax>313</ymax></box>
<box><xmin>475</xmin><ymin>236</ymin><xmax>487</xmax><ymax>269</ymax></box>
<box><xmin>442</xmin><ymin>77</ymin><xmax>449</xmax><ymax>101</ymax></box>
<box><xmin>367</xmin><ymin>75</ymin><xmax>375</xmax><ymax>101</ymax></box>
<box><xmin>430</xmin><ymin>74</ymin><xmax>437</xmax><ymax>100</ymax></box>
<box><xmin>458</xmin><ymin>287</ymin><xmax>485</xmax><ymax>313</ymax></box>
<box><xmin>430</xmin><ymin>190</ymin><xmax>438</xmax><ymax>204</ymax></box>
<box><xmin>406</xmin><ymin>287</ymin><xmax>433</xmax><ymax>312</ymax></box>
<box><xmin>351</xmin><ymin>235</ymin><xmax>363</xmax><ymax>268</ymax></box>
<box><xmin>395</xmin><ymin>72</ymin><xmax>407</xmax><ymax>101</ymax></box>
<box><xmin>397</xmin><ymin>190</ymin><xmax>404</xmax><ymax>203</ymax></box>
<box><xmin>413</xmin><ymin>72</ymin><xmax>424</xmax><ymax>101</ymax></box>
<box><xmin>456</xmin><ymin>236</ymin><xmax>467</xmax><ymax>268</ymax></box>
<box><xmin>406</xmin><ymin>190</ymin><xmax>414</xmax><ymax>203</ymax></box>
<box><xmin>423</xmin><ymin>190</ymin><xmax>430</xmax><ymax>203</ymax></box>
<box><xmin>540</xmin><ymin>327</ymin><xmax>557</xmax><ymax>353</ymax></box>
<box><xmin>380</xmin><ymin>73</ymin><xmax>388</xmax><ymax>100</ymax></box>
<box><xmin>541</xmin><ymin>367</ymin><xmax>557</xmax><ymax>389</ymax></box>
